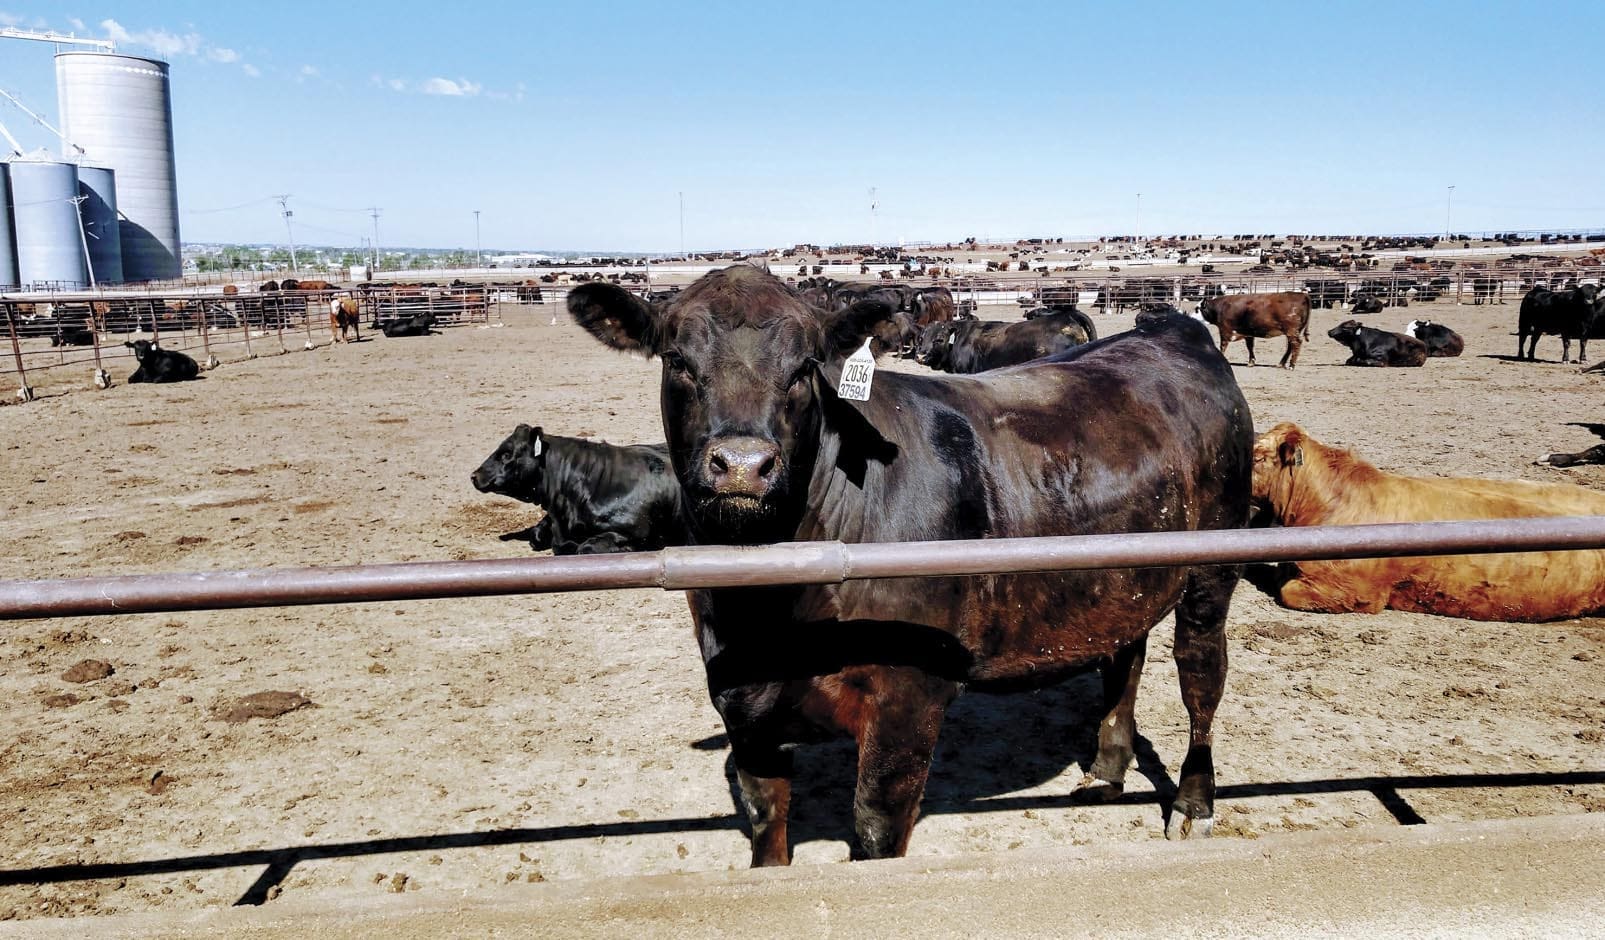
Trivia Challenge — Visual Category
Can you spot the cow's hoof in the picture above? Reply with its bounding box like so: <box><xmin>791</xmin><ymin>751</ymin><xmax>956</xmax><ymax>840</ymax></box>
<box><xmin>1071</xmin><ymin>774</ymin><xmax>1124</xmax><ymax>803</ymax></box>
<box><xmin>1165</xmin><ymin>812</ymin><xmax>1214</xmax><ymax>841</ymax></box>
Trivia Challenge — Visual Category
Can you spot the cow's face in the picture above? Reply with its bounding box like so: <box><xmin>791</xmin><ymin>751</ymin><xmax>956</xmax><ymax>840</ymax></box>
<box><xmin>471</xmin><ymin>424</ymin><xmax>544</xmax><ymax>499</ymax></box>
<box><xmin>570</xmin><ymin>267</ymin><xmax>892</xmax><ymax>543</ymax></box>
<box><xmin>1250</xmin><ymin>422</ymin><xmax>1306</xmax><ymax>516</ymax></box>
<box><xmin>123</xmin><ymin>339</ymin><xmax>153</xmax><ymax>362</ymax></box>
<box><xmin>913</xmin><ymin>321</ymin><xmax>955</xmax><ymax>364</ymax></box>
<box><xmin>1327</xmin><ymin>320</ymin><xmax>1361</xmax><ymax>344</ymax></box>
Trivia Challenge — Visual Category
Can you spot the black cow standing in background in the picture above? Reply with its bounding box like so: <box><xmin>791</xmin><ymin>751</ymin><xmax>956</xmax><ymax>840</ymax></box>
<box><xmin>568</xmin><ymin>266</ymin><xmax>1252</xmax><ymax>866</ymax></box>
<box><xmin>124</xmin><ymin>340</ymin><xmax>199</xmax><ymax>383</ymax></box>
<box><xmin>1518</xmin><ymin>285</ymin><xmax>1600</xmax><ymax>363</ymax></box>
<box><xmin>470</xmin><ymin>424</ymin><xmax>682</xmax><ymax>554</ymax></box>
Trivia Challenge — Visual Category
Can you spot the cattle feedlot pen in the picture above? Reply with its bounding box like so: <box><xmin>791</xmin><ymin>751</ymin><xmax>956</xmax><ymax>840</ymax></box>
<box><xmin>4</xmin><ymin>517</ymin><xmax>1605</xmax><ymax>620</ymax></box>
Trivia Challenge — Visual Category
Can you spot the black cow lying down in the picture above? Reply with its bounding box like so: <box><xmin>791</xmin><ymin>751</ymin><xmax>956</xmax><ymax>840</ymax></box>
<box><xmin>916</xmin><ymin>308</ymin><xmax>1096</xmax><ymax>373</ymax></box>
<box><xmin>1327</xmin><ymin>320</ymin><xmax>1427</xmax><ymax>367</ymax></box>
<box><xmin>569</xmin><ymin>267</ymin><xmax>1252</xmax><ymax>866</ymax></box>
<box><xmin>124</xmin><ymin>340</ymin><xmax>199</xmax><ymax>383</ymax></box>
<box><xmin>1404</xmin><ymin>320</ymin><xmax>1464</xmax><ymax>357</ymax></box>
<box><xmin>1538</xmin><ymin>422</ymin><xmax>1605</xmax><ymax>468</ymax></box>
<box><xmin>374</xmin><ymin>311</ymin><xmax>439</xmax><ymax>338</ymax></box>
<box><xmin>471</xmin><ymin>424</ymin><xmax>682</xmax><ymax>554</ymax></box>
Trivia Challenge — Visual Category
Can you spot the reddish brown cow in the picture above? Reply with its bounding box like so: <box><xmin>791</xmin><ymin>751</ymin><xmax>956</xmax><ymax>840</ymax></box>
<box><xmin>1198</xmin><ymin>292</ymin><xmax>1312</xmax><ymax>368</ymax></box>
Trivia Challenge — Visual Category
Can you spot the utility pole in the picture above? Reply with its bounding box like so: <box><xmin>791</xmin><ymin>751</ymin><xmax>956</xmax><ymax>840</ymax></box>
<box><xmin>678</xmin><ymin>191</ymin><xmax>685</xmax><ymax>258</ymax></box>
<box><xmin>1445</xmin><ymin>185</ymin><xmax>1455</xmax><ymax>240</ymax></box>
<box><xmin>368</xmin><ymin>207</ymin><xmax>382</xmax><ymax>271</ymax></box>
<box><xmin>869</xmin><ymin>187</ymin><xmax>878</xmax><ymax>246</ymax></box>
<box><xmin>275</xmin><ymin>194</ymin><xmax>298</xmax><ymax>272</ymax></box>
<box><xmin>1135</xmin><ymin>193</ymin><xmax>1142</xmax><ymax>242</ymax></box>
<box><xmin>473</xmin><ymin>210</ymin><xmax>482</xmax><ymax>269</ymax></box>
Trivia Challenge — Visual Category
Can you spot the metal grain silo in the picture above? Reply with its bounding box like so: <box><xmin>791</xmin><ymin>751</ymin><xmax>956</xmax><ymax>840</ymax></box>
<box><xmin>75</xmin><ymin>165</ymin><xmax>123</xmax><ymax>284</ymax></box>
<box><xmin>55</xmin><ymin>52</ymin><xmax>181</xmax><ymax>282</ymax></box>
<box><xmin>8</xmin><ymin>158</ymin><xmax>88</xmax><ymax>290</ymax></box>
<box><xmin>0</xmin><ymin>165</ymin><xmax>17</xmax><ymax>291</ymax></box>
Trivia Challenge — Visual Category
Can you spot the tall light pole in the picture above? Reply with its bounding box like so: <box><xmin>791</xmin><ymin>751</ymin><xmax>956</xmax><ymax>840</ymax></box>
<box><xmin>368</xmin><ymin>207</ymin><xmax>382</xmax><ymax>271</ymax></box>
<box><xmin>869</xmin><ymin>187</ymin><xmax>878</xmax><ymax>246</ymax></box>
<box><xmin>474</xmin><ymin>210</ymin><xmax>482</xmax><ymax>269</ymax></box>
<box><xmin>275</xmin><ymin>194</ymin><xmax>298</xmax><ymax>272</ymax></box>
<box><xmin>1135</xmin><ymin>193</ymin><xmax>1142</xmax><ymax>242</ymax></box>
<box><xmin>678</xmin><ymin>191</ymin><xmax>685</xmax><ymax>258</ymax></box>
<box><xmin>1445</xmin><ymin>185</ymin><xmax>1455</xmax><ymax>240</ymax></box>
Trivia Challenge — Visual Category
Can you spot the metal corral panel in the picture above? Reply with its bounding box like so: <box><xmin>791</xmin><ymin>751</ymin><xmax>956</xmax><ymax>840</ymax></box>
<box><xmin>8</xmin><ymin>160</ymin><xmax>88</xmax><ymax>290</ymax></box>
<box><xmin>0</xmin><ymin>165</ymin><xmax>17</xmax><ymax>290</ymax></box>
<box><xmin>55</xmin><ymin>52</ymin><xmax>181</xmax><ymax>282</ymax></box>
<box><xmin>75</xmin><ymin>165</ymin><xmax>123</xmax><ymax>284</ymax></box>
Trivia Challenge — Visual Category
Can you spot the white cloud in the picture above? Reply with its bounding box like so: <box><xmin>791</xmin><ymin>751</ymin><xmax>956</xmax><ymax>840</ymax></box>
<box><xmin>101</xmin><ymin>18</ymin><xmax>203</xmax><ymax>57</ymax></box>
<box><xmin>208</xmin><ymin>46</ymin><xmax>239</xmax><ymax>63</ymax></box>
<box><xmin>68</xmin><ymin>16</ymin><xmax>86</xmax><ymax>30</ymax></box>
<box><xmin>420</xmin><ymin>77</ymin><xmax>481</xmax><ymax>97</ymax></box>
<box><xmin>242</xmin><ymin>63</ymin><xmax>261</xmax><ymax>78</ymax></box>
<box><xmin>0</xmin><ymin>12</ymin><xmax>25</xmax><ymax>27</ymax></box>
<box><xmin>300</xmin><ymin>65</ymin><xmax>318</xmax><ymax>77</ymax></box>
<box><xmin>387</xmin><ymin>78</ymin><xmax>407</xmax><ymax>92</ymax></box>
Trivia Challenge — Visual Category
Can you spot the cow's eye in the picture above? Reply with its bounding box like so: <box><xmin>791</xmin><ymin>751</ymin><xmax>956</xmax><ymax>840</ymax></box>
<box><xmin>662</xmin><ymin>352</ymin><xmax>694</xmax><ymax>378</ymax></box>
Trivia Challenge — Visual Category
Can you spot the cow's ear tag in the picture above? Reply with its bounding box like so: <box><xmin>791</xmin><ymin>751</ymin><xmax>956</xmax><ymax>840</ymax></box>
<box><xmin>836</xmin><ymin>338</ymin><xmax>875</xmax><ymax>402</ymax></box>
<box><xmin>531</xmin><ymin>436</ymin><xmax>543</xmax><ymax>457</ymax></box>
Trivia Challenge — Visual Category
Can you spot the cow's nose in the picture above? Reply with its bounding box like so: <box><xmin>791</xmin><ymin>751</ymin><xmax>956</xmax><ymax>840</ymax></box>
<box><xmin>470</xmin><ymin>470</ymin><xmax>492</xmax><ymax>492</ymax></box>
<box><xmin>705</xmin><ymin>438</ymin><xmax>781</xmax><ymax>498</ymax></box>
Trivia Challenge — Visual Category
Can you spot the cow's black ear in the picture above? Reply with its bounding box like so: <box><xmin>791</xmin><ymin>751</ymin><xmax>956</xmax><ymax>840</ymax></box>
<box><xmin>529</xmin><ymin>426</ymin><xmax>545</xmax><ymax>458</ymax></box>
<box><xmin>568</xmin><ymin>284</ymin><xmax>661</xmax><ymax>356</ymax></box>
<box><xmin>823</xmin><ymin>299</ymin><xmax>895</xmax><ymax>359</ymax></box>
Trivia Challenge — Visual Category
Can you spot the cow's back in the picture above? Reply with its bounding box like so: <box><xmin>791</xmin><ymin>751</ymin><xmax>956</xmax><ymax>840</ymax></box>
<box><xmin>795</xmin><ymin>315</ymin><xmax>1253</xmax><ymax>677</ymax></box>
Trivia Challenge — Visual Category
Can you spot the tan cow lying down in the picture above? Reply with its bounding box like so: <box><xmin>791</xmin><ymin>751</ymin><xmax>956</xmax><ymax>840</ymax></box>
<box><xmin>1252</xmin><ymin>422</ymin><xmax>1605</xmax><ymax>621</ymax></box>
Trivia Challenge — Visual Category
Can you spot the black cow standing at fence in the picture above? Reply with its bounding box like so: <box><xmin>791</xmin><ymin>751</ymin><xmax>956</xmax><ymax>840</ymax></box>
<box><xmin>124</xmin><ymin>340</ymin><xmax>199</xmax><ymax>383</ymax></box>
<box><xmin>470</xmin><ymin>424</ymin><xmax>683</xmax><ymax>554</ymax></box>
<box><xmin>569</xmin><ymin>267</ymin><xmax>1252</xmax><ymax>866</ymax></box>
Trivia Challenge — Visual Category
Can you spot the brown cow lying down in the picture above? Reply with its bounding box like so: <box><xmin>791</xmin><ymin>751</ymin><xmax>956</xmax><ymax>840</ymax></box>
<box><xmin>1253</xmin><ymin>422</ymin><xmax>1605</xmax><ymax>621</ymax></box>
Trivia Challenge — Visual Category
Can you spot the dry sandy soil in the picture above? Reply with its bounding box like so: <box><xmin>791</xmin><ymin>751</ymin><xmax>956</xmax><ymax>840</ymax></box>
<box><xmin>0</xmin><ymin>294</ymin><xmax>1601</xmax><ymax>922</ymax></box>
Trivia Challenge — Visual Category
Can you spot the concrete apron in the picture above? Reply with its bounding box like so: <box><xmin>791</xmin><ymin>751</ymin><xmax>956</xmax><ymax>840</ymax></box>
<box><xmin>3</xmin><ymin>813</ymin><xmax>1603</xmax><ymax>939</ymax></box>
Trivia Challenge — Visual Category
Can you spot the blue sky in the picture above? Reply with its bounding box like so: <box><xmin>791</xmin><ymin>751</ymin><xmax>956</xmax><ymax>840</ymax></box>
<box><xmin>3</xmin><ymin>1</ymin><xmax>1603</xmax><ymax>251</ymax></box>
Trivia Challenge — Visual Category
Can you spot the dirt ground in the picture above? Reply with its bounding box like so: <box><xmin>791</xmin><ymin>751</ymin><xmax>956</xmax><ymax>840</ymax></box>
<box><xmin>0</xmin><ymin>295</ymin><xmax>1601</xmax><ymax>921</ymax></box>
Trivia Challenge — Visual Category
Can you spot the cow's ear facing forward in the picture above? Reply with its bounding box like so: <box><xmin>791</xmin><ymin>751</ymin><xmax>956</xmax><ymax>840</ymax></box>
<box><xmin>568</xmin><ymin>284</ymin><xmax>662</xmax><ymax>356</ymax></box>
<box><xmin>823</xmin><ymin>299</ymin><xmax>895</xmax><ymax>359</ymax></box>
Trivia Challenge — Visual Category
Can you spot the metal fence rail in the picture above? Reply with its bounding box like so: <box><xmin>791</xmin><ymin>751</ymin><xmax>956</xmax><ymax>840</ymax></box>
<box><xmin>4</xmin><ymin>516</ymin><xmax>1604</xmax><ymax>620</ymax></box>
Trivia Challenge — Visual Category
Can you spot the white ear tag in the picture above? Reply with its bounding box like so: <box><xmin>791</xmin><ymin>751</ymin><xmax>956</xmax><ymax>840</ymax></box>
<box><xmin>837</xmin><ymin>338</ymin><xmax>876</xmax><ymax>402</ymax></box>
<box><xmin>531</xmin><ymin>437</ymin><xmax>543</xmax><ymax>457</ymax></box>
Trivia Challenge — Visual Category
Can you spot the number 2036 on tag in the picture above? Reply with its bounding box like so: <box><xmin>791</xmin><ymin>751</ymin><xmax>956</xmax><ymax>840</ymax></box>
<box><xmin>836</xmin><ymin>338</ymin><xmax>876</xmax><ymax>402</ymax></box>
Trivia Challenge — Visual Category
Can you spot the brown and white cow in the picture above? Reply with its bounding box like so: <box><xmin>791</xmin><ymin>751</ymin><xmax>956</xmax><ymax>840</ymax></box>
<box><xmin>330</xmin><ymin>297</ymin><xmax>361</xmax><ymax>343</ymax></box>
<box><xmin>1198</xmin><ymin>292</ymin><xmax>1312</xmax><ymax>368</ymax></box>
<box><xmin>1253</xmin><ymin>422</ymin><xmax>1605</xmax><ymax>620</ymax></box>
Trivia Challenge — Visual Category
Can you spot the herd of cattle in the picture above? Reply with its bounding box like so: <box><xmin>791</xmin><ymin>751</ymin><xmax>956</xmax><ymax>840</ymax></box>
<box><xmin>456</xmin><ymin>264</ymin><xmax>1604</xmax><ymax>870</ymax></box>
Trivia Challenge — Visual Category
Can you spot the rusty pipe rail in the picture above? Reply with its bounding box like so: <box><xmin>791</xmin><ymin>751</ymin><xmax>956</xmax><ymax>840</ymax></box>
<box><xmin>4</xmin><ymin>517</ymin><xmax>1605</xmax><ymax>621</ymax></box>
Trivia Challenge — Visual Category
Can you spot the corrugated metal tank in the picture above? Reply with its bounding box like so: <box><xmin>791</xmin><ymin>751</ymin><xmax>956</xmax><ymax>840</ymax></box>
<box><xmin>55</xmin><ymin>52</ymin><xmax>181</xmax><ymax>282</ymax></box>
<box><xmin>8</xmin><ymin>159</ymin><xmax>88</xmax><ymax>290</ymax></box>
<box><xmin>75</xmin><ymin>165</ymin><xmax>123</xmax><ymax>285</ymax></box>
<box><xmin>0</xmin><ymin>165</ymin><xmax>18</xmax><ymax>291</ymax></box>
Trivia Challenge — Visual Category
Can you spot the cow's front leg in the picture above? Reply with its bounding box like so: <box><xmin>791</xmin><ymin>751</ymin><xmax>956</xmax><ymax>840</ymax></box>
<box><xmin>1242</xmin><ymin>336</ymin><xmax>1257</xmax><ymax>366</ymax></box>
<box><xmin>852</xmin><ymin>678</ymin><xmax>950</xmax><ymax>859</ymax></box>
<box><xmin>732</xmin><ymin>739</ymin><xmax>794</xmax><ymax>867</ymax></box>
